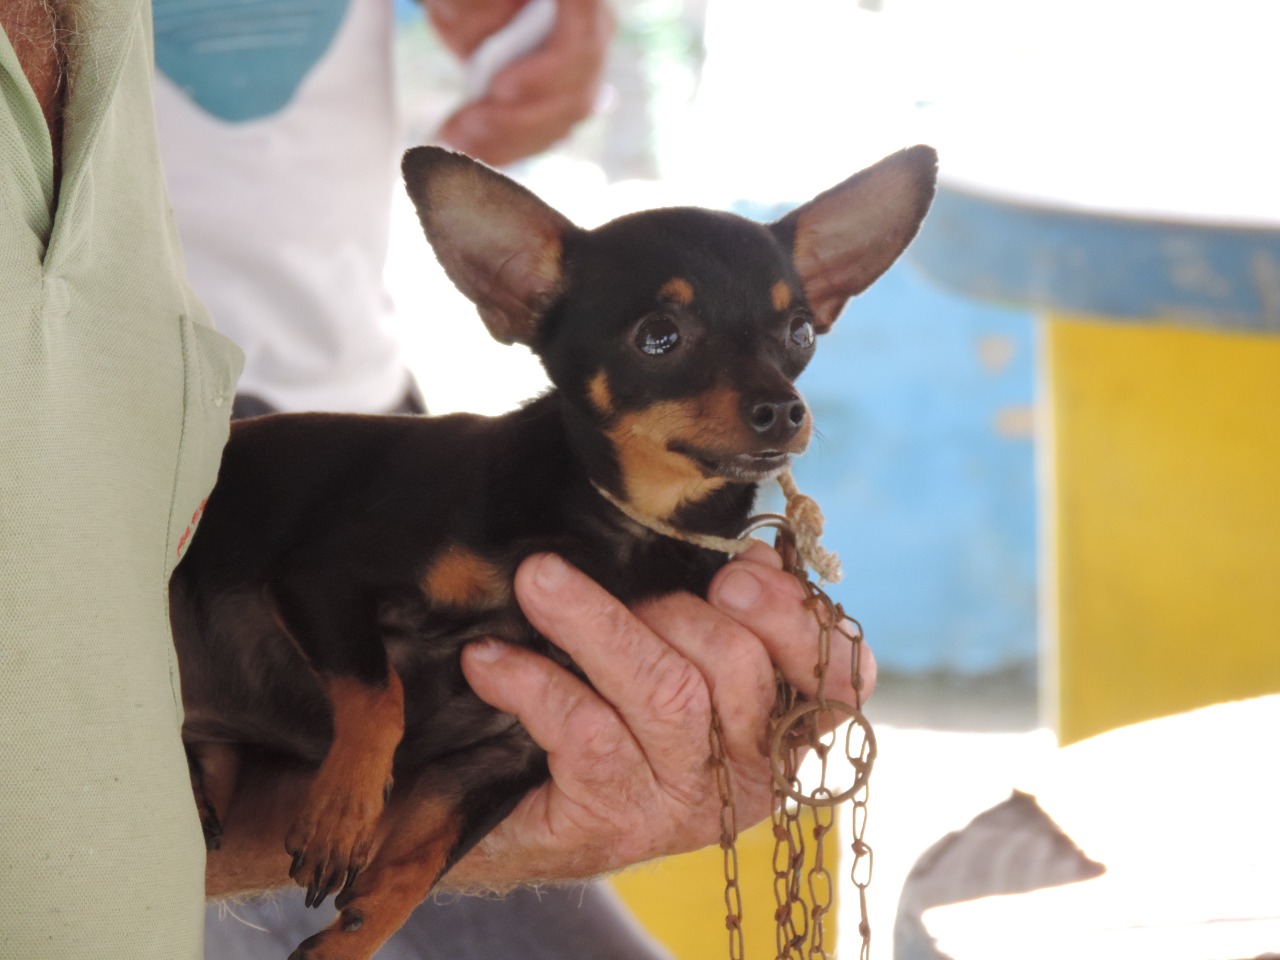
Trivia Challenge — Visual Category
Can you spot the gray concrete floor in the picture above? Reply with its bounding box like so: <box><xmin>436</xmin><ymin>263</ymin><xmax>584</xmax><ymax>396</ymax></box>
<box><xmin>869</xmin><ymin>665</ymin><xmax>1040</xmax><ymax>733</ymax></box>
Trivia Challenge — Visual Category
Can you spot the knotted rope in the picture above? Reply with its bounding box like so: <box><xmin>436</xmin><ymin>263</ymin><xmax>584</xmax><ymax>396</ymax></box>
<box><xmin>591</xmin><ymin>470</ymin><xmax>842</xmax><ymax>584</ymax></box>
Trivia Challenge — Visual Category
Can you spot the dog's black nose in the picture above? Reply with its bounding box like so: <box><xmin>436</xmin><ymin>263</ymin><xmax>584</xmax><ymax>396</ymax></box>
<box><xmin>747</xmin><ymin>397</ymin><xmax>807</xmax><ymax>442</ymax></box>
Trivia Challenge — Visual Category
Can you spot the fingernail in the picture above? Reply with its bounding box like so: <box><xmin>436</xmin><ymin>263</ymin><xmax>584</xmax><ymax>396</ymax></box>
<box><xmin>467</xmin><ymin>639</ymin><xmax>507</xmax><ymax>663</ymax></box>
<box><xmin>532</xmin><ymin>553</ymin><xmax>570</xmax><ymax>591</ymax></box>
<box><xmin>715</xmin><ymin>566</ymin><xmax>762</xmax><ymax>612</ymax></box>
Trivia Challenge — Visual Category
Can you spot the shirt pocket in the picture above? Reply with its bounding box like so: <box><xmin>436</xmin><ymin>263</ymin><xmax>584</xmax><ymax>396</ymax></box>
<box><xmin>166</xmin><ymin>314</ymin><xmax>244</xmax><ymax>584</ymax></box>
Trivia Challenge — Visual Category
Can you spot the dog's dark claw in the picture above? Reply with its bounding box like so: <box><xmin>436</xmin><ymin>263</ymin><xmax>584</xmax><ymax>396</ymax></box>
<box><xmin>321</xmin><ymin>867</ymin><xmax>345</xmax><ymax>905</ymax></box>
<box><xmin>305</xmin><ymin>863</ymin><xmax>327</xmax><ymax>908</ymax></box>
<box><xmin>288</xmin><ymin>848</ymin><xmax>304</xmax><ymax>879</ymax></box>
<box><xmin>334</xmin><ymin>867</ymin><xmax>359</xmax><ymax>909</ymax></box>
<box><xmin>303</xmin><ymin>859</ymin><xmax>350</xmax><ymax>909</ymax></box>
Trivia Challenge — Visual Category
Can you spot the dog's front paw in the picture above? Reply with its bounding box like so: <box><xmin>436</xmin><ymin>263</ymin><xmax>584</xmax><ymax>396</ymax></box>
<box><xmin>287</xmin><ymin>931</ymin><xmax>326</xmax><ymax>960</ymax></box>
<box><xmin>287</xmin><ymin>928</ymin><xmax>341</xmax><ymax>960</ymax></box>
<box><xmin>286</xmin><ymin>906</ymin><xmax>376</xmax><ymax>960</ymax></box>
<box><xmin>285</xmin><ymin>771</ymin><xmax>393</xmax><ymax>907</ymax></box>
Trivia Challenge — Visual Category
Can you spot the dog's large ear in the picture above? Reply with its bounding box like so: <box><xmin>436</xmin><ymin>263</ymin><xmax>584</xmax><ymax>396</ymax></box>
<box><xmin>771</xmin><ymin>145</ymin><xmax>937</xmax><ymax>333</ymax></box>
<box><xmin>402</xmin><ymin>147</ymin><xmax>577</xmax><ymax>345</ymax></box>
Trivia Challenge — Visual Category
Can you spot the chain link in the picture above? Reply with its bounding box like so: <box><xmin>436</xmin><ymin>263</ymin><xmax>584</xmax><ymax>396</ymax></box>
<box><xmin>710</xmin><ymin>708</ymin><xmax>746</xmax><ymax>960</ymax></box>
<box><xmin>709</xmin><ymin>519</ymin><xmax>877</xmax><ymax>959</ymax></box>
<box><xmin>842</xmin><ymin>613</ymin><xmax>875</xmax><ymax>960</ymax></box>
<box><xmin>770</xmin><ymin>677</ymin><xmax>806</xmax><ymax>960</ymax></box>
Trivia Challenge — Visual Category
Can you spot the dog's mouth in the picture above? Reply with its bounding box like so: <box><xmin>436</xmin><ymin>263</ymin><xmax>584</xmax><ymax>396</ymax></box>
<box><xmin>673</xmin><ymin>445</ymin><xmax>793</xmax><ymax>482</ymax></box>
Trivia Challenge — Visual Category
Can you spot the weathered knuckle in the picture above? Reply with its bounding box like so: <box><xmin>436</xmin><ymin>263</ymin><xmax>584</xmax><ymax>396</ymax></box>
<box><xmin>703</xmin><ymin>626</ymin><xmax>776</xmax><ymax>717</ymax></box>
<box><xmin>572</xmin><ymin>710</ymin><xmax>629</xmax><ymax>763</ymax></box>
<box><xmin>641</xmin><ymin>652</ymin><xmax>709</xmax><ymax>719</ymax></box>
<box><xmin>724</xmin><ymin>627</ymin><xmax>777</xmax><ymax>690</ymax></box>
<box><xmin>553</xmin><ymin>684</ymin><xmax>612</xmax><ymax>744</ymax></box>
<box><xmin>699</xmin><ymin>613</ymin><xmax>746</xmax><ymax>652</ymax></box>
<box><xmin>596</xmin><ymin>594</ymin><xmax>641</xmax><ymax>638</ymax></box>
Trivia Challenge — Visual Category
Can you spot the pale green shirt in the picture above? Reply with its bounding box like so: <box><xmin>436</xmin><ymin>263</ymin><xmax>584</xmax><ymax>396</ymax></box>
<box><xmin>1</xmin><ymin>3</ymin><xmax>242</xmax><ymax>956</ymax></box>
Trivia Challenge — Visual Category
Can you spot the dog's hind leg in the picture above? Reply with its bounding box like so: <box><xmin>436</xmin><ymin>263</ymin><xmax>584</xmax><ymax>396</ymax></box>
<box><xmin>285</xmin><ymin>795</ymin><xmax>464</xmax><ymax>960</ymax></box>
<box><xmin>187</xmin><ymin>741</ymin><xmax>240</xmax><ymax>850</ymax></box>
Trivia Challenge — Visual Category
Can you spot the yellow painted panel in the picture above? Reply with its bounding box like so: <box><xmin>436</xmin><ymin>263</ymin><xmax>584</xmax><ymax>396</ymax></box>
<box><xmin>611</xmin><ymin>815</ymin><xmax>840</xmax><ymax>959</ymax></box>
<box><xmin>1045</xmin><ymin>314</ymin><xmax>1280</xmax><ymax>743</ymax></box>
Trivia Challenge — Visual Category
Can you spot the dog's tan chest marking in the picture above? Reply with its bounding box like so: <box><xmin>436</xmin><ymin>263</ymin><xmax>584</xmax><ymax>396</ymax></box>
<box><xmin>607</xmin><ymin>387</ymin><xmax>754</xmax><ymax>520</ymax></box>
<box><xmin>594</xmin><ymin>370</ymin><xmax>736</xmax><ymax>520</ymax></box>
<box><xmin>421</xmin><ymin>546</ymin><xmax>510</xmax><ymax>610</ymax></box>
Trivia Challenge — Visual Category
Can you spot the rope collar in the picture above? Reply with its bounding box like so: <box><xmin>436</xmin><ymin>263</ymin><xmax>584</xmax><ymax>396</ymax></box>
<box><xmin>591</xmin><ymin>470</ymin><xmax>843</xmax><ymax>583</ymax></box>
<box><xmin>590</xmin><ymin>481</ymin><xmax>753</xmax><ymax>556</ymax></box>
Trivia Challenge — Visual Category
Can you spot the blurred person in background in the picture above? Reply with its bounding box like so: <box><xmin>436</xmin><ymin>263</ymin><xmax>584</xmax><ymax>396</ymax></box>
<box><xmin>154</xmin><ymin>0</ymin><xmax>611</xmax><ymax>420</ymax></box>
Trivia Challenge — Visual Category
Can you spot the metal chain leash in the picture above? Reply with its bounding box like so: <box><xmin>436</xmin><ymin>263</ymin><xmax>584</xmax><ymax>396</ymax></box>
<box><xmin>769</xmin><ymin>675</ymin><xmax>807</xmax><ymax>959</ymax></box>
<box><xmin>710</xmin><ymin>514</ymin><xmax>877</xmax><ymax>959</ymax></box>
<box><xmin>710</xmin><ymin>707</ymin><xmax>746</xmax><ymax>960</ymax></box>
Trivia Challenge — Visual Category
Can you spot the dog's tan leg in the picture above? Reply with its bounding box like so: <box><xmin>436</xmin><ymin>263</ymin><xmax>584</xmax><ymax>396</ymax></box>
<box><xmin>285</xmin><ymin>669</ymin><xmax>405</xmax><ymax>907</ymax></box>
<box><xmin>286</xmin><ymin>797</ymin><xmax>463</xmax><ymax>960</ymax></box>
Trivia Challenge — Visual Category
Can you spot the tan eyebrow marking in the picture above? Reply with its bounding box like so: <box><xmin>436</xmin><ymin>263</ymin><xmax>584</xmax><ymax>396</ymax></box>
<box><xmin>772</xmin><ymin>280</ymin><xmax>794</xmax><ymax>312</ymax></box>
<box><xmin>658</xmin><ymin>277</ymin><xmax>695</xmax><ymax>305</ymax></box>
<box><xmin>587</xmin><ymin>370</ymin><xmax>614</xmax><ymax>416</ymax></box>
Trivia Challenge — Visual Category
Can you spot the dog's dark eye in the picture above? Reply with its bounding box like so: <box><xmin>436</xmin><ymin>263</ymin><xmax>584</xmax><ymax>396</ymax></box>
<box><xmin>788</xmin><ymin>313</ymin><xmax>816</xmax><ymax>350</ymax></box>
<box><xmin>635</xmin><ymin>314</ymin><xmax>680</xmax><ymax>356</ymax></box>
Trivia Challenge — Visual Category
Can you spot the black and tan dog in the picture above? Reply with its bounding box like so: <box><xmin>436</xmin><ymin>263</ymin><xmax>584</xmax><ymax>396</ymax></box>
<box><xmin>171</xmin><ymin>144</ymin><xmax>936</xmax><ymax>959</ymax></box>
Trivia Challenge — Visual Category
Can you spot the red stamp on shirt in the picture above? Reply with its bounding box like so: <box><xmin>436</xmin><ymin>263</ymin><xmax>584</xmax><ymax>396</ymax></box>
<box><xmin>176</xmin><ymin>498</ymin><xmax>207</xmax><ymax>558</ymax></box>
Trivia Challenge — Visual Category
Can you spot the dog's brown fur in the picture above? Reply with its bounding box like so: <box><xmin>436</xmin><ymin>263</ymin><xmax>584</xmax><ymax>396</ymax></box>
<box><xmin>171</xmin><ymin>145</ymin><xmax>937</xmax><ymax>959</ymax></box>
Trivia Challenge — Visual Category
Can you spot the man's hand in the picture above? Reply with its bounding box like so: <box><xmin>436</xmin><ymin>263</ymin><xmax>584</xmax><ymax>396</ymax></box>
<box><xmin>430</xmin><ymin>0</ymin><xmax>614</xmax><ymax>167</ymax></box>
<box><xmin>446</xmin><ymin>542</ymin><xmax>876</xmax><ymax>890</ymax></box>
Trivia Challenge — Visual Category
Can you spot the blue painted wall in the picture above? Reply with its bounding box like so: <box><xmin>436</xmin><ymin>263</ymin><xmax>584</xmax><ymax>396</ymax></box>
<box><xmin>752</xmin><ymin>231</ymin><xmax>1039</xmax><ymax>673</ymax></box>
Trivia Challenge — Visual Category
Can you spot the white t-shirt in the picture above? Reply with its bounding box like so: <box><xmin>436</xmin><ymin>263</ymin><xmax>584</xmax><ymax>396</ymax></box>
<box><xmin>154</xmin><ymin>0</ymin><xmax>409</xmax><ymax>413</ymax></box>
